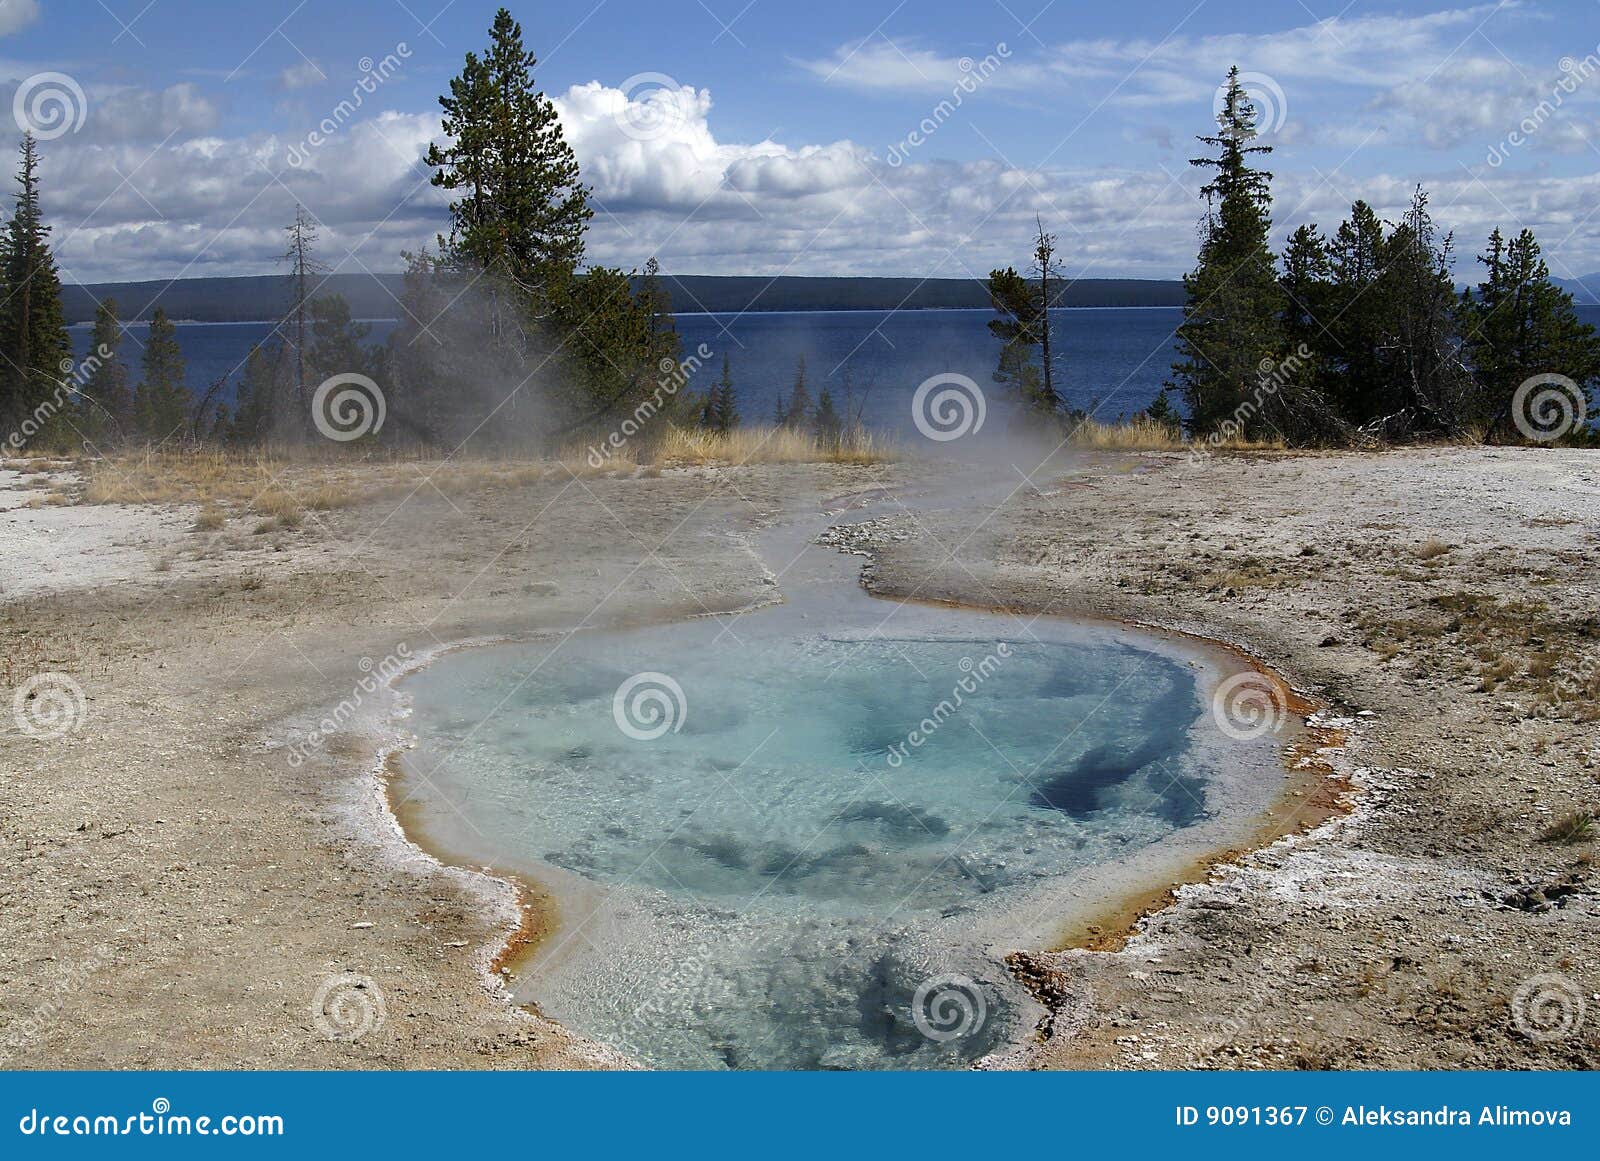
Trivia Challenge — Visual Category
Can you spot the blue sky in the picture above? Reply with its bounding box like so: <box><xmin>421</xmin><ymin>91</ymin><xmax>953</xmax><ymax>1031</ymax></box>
<box><xmin>6</xmin><ymin>0</ymin><xmax>1600</xmax><ymax>283</ymax></box>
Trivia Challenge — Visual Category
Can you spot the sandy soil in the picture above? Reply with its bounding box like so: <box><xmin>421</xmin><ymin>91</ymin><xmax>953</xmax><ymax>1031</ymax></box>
<box><xmin>1</xmin><ymin>446</ymin><xmax>1595</xmax><ymax>1069</ymax></box>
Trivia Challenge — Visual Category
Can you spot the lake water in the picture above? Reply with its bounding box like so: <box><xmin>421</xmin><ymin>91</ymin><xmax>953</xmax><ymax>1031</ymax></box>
<box><xmin>69</xmin><ymin>307</ymin><xmax>1186</xmax><ymax>436</ymax></box>
<box><xmin>78</xmin><ymin>302</ymin><xmax>1600</xmax><ymax>439</ymax></box>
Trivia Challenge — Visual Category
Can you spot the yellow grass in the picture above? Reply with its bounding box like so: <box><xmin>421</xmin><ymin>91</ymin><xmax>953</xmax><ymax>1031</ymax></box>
<box><xmin>1069</xmin><ymin>416</ymin><xmax>1288</xmax><ymax>452</ymax></box>
<box><xmin>1069</xmin><ymin>417</ymin><xmax>1185</xmax><ymax>450</ymax></box>
<box><xmin>646</xmin><ymin>424</ymin><xmax>894</xmax><ymax>466</ymax></box>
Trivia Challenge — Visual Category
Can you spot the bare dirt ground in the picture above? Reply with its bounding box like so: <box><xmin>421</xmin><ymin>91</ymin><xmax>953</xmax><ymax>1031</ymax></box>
<box><xmin>0</xmin><ymin>445</ymin><xmax>1595</xmax><ymax>1069</ymax></box>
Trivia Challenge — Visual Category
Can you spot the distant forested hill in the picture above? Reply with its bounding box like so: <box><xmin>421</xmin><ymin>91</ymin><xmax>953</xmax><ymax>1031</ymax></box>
<box><xmin>62</xmin><ymin>273</ymin><xmax>1185</xmax><ymax>324</ymax></box>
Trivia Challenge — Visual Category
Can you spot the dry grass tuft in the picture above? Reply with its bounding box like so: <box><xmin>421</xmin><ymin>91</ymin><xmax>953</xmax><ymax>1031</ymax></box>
<box><xmin>1539</xmin><ymin>811</ymin><xmax>1596</xmax><ymax>845</ymax></box>
<box><xmin>1414</xmin><ymin>536</ymin><xmax>1452</xmax><ymax>560</ymax></box>
<box><xmin>646</xmin><ymin>424</ymin><xmax>893</xmax><ymax>466</ymax></box>
<box><xmin>192</xmin><ymin>505</ymin><xmax>226</xmax><ymax>532</ymax></box>
<box><xmin>1070</xmin><ymin>417</ymin><xmax>1186</xmax><ymax>450</ymax></box>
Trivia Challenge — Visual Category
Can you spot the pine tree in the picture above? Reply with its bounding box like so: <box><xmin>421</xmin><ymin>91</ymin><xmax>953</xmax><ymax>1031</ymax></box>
<box><xmin>1460</xmin><ymin>226</ymin><xmax>1600</xmax><ymax>437</ymax></box>
<box><xmin>704</xmin><ymin>353</ymin><xmax>739</xmax><ymax>434</ymax></box>
<box><xmin>306</xmin><ymin>293</ymin><xmax>376</xmax><ymax>386</ymax></box>
<box><xmin>79</xmin><ymin>297</ymin><xmax>132</xmax><ymax>440</ymax></box>
<box><xmin>1325</xmin><ymin>200</ymin><xmax>1388</xmax><ymax>422</ymax></box>
<box><xmin>1379</xmin><ymin>186</ymin><xmax>1472</xmax><ymax>435</ymax></box>
<box><xmin>133</xmin><ymin>308</ymin><xmax>190</xmax><ymax>440</ymax></box>
<box><xmin>812</xmin><ymin>385</ymin><xmax>842</xmax><ymax>444</ymax></box>
<box><xmin>229</xmin><ymin>341</ymin><xmax>287</xmax><ymax>443</ymax></box>
<box><xmin>281</xmin><ymin>205</ymin><xmax>326</xmax><ymax>427</ymax></box>
<box><xmin>986</xmin><ymin>265</ymin><xmax>1046</xmax><ymax>407</ymax></box>
<box><xmin>0</xmin><ymin>133</ymin><xmax>71</xmax><ymax>444</ymax></box>
<box><xmin>1172</xmin><ymin>67</ymin><xmax>1285</xmax><ymax>437</ymax></box>
<box><xmin>1279</xmin><ymin>225</ymin><xmax>1331</xmax><ymax>361</ymax></box>
<box><xmin>771</xmin><ymin>389</ymin><xmax>788</xmax><ymax>427</ymax></box>
<box><xmin>424</xmin><ymin>7</ymin><xmax>591</xmax><ymax>288</ymax></box>
<box><xmin>783</xmin><ymin>355</ymin><xmax>812</xmax><ymax>428</ymax></box>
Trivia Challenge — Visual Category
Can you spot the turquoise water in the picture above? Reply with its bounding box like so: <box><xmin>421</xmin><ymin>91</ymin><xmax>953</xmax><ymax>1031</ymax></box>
<box><xmin>396</xmin><ymin>599</ymin><xmax>1261</xmax><ymax>1070</ymax></box>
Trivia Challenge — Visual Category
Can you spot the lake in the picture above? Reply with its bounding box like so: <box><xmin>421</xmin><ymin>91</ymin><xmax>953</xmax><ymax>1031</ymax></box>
<box><xmin>69</xmin><ymin>307</ymin><xmax>1186</xmax><ymax>436</ymax></box>
<box><xmin>72</xmin><ymin>304</ymin><xmax>1600</xmax><ymax>439</ymax></box>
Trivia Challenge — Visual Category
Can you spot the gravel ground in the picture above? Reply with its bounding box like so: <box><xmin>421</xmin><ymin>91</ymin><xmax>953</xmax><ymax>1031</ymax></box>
<box><xmin>0</xmin><ymin>446</ymin><xmax>1595</xmax><ymax>1069</ymax></box>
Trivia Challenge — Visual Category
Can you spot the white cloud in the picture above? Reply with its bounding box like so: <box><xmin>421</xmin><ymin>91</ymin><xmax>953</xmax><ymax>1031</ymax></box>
<box><xmin>798</xmin><ymin>39</ymin><xmax>1033</xmax><ymax>93</ymax></box>
<box><xmin>90</xmin><ymin>83</ymin><xmax>221</xmax><ymax>141</ymax></box>
<box><xmin>279</xmin><ymin>60</ymin><xmax>326</xmax><ymax>90</ymax></box>
<box><xmin>29</xmin><ymin>49</ymin><xmax>1600</xmax><ymax>286</ymax></box>
<box><xmin>0</xmin><ymin>0</ymin><xmax>39</xmax><ymax>38</ymax></box>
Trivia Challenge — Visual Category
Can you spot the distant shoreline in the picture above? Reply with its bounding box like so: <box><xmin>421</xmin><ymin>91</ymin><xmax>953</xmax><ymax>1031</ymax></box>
<box><xmin>60</xmin><ymin>272</ymin><xmax>1189</xmax><ymax>324</ymax></box>
<box><xmin>67</xmin><ymin>304</ymin><xmax>1189</xmax><ymax>328</ymax></box>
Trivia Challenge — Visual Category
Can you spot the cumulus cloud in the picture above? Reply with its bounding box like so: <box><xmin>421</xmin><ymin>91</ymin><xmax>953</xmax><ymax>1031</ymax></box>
<box><xmin>0</xmin><ymin>0</ymin><xmax>39</xmax><ymax>38</ymax></box>
<box><xmin>28</xmin><ymin>41</ymin><xmax>1600</xmax><ymax>286</ymax></box>
<box><xmin>89</xmin><ymin>82</ymin><xmax>221</xmax><ymax>141</ymax></box>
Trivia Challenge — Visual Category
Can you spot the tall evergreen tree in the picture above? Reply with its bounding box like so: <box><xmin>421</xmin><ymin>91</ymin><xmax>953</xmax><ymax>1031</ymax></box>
<box><xmin>228</xmin><ymin>341</ymin><xmax>287</xmax><ymax>444</ymax></box>
<box><xmin>782</xmin><ymin>355</ymin><xmax>812</xmax><ymax>428</ymax></box>
<box><xmin>133</xmin><ymin>308</ymin><xmax>190</xmax><ymax>440</ymax></box>
<box><xmin>281</xmin><ymin>205</ymin><xmax>326</xmax><ymax>426</ymax></box>
<box><xmin>0</xmin><ymin>133</ymin><xmax>71</xmax><ymax>444</ymax></box>
<box><xmin>812</xmin><ymin>385</ymin><xmax>842</xmax><ymax>444</ymax></box>
<box><xmin>1379</xmin><ymin>187</ymin><xmax>1473</xmax><ymax>436</ymax></box>
<box><xmin>1325</xmin><ymin>200</ymin><xmax>1389</xmax><ymax>422</ymax></box>
<box><xmin>79</xmin><ymin>297</ymin><xmax>133</xmax><ymax>440</ymax></box>
<box><xmin>306</xmin><ymin>293</ymin><xmax>377</xmax><ymax>386</ymax></box>
<box><xmin>986</xmin><ymin>217</ymin><xmax>1064</xmax><ymax>417</ymax></box>
<box><xmin>986</xmin><ymin>266</ymin><xmax>1046</xmax><ymax>408</ymax></box>
<box><xmin>1171</xmin><ymin>67</ymin><xmax>1285</xmax><ymax>437</ymax></box>
<box><xmin>424</xmin><ymin>6</ymin><xmax>591</xmax><ymax>288</ymax></box>
<box><xmin>703</xmin><ymin>353</ymin><xmax>739</xmax><ymax>434</ymax></box>
<box><xmin>1460</xmin><ymin>226</ymin><xmax>1600</xmax><ymax>438</ymax></box>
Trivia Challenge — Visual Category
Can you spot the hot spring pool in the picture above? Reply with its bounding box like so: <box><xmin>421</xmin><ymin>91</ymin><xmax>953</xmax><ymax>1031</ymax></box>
<box><xmin>394</xmin><ymin>592</ymin><xmax>1289</xmax><ymax>1070</ymax></box>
